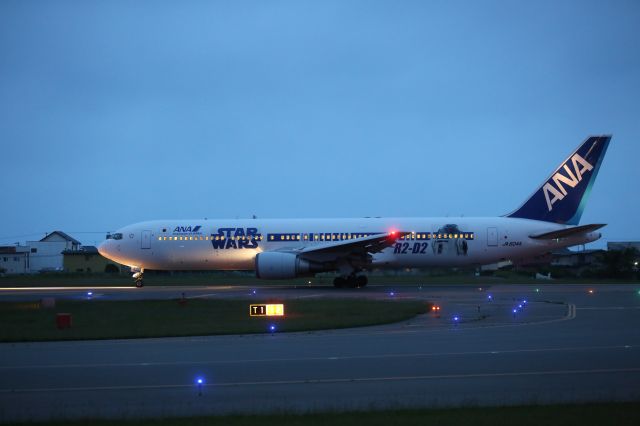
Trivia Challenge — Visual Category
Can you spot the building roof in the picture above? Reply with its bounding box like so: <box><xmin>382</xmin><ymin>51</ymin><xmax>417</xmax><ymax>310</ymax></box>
<box><xmin>40</xmin><ymin>231</ymin><xmax>82</xmax><ymax>245</ymax></box>
<box><xmin>0</xmin><ymin>246</ymin><xmax>30</xmax><ymax>254</ymax></box>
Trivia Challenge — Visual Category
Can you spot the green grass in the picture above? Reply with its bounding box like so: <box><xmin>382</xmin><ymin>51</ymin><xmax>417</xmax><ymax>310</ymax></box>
<box><xmin>0</xmin><ymin>298</ymin><xmax>429</xmax><ymax>342</ymax></box>
<box><xmin>5</xmin><ymin>402</ymin><xmax>640</xmax><ymax>426</ymax></box>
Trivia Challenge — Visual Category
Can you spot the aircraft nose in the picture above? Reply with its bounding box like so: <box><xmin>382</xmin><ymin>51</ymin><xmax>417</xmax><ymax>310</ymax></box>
<box><xmin>98</xmin><ymin>240</ymin><xmax>112</xmax><ymax>259</ymax></box>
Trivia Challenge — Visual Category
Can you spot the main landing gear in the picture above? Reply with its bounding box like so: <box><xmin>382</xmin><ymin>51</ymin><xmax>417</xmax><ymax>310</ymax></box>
<box><xmin>333</xmin><ymin>275</ymin><xmax>368</xmax><ymax>288</ymax></box>
<box><xmin>132</xmin><ymin>269</ymin><xmax>144</xmax><ymax>288</ymax></box>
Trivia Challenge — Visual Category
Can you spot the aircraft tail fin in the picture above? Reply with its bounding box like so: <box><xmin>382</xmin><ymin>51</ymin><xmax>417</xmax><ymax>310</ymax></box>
<box><xmin>506</xmin><ymin>135</ymin><xmax>611</xmax><ymax>225</ymax></box>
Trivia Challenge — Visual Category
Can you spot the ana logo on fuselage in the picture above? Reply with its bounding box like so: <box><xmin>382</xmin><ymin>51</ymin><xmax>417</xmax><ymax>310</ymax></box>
<box><xmin>174</xmin><ymin>225</ymin><xmax>202</xmax><ymax>234</ymax></box>
<box><xmin>211</xmin><ymin>227</ymin><xmax>259</xmax><ymax>249</ymax></box>
<box><xmin>542</xmin><ymin>153</ymin><xmax>593</xmax><ymax>212</ymax></box>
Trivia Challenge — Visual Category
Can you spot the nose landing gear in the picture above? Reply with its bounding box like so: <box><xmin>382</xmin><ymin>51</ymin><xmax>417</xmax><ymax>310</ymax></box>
<box><xmin>132</xmin><ymin>268</ymin><xmax>144</xmax><ymax>288</ymax></box>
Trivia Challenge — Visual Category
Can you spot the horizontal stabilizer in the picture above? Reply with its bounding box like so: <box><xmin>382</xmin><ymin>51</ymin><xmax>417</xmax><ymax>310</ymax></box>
<box><xmin>529</xmin><ymin>223</ymin><xmax>606</xmax><ymax>240</ymax></box>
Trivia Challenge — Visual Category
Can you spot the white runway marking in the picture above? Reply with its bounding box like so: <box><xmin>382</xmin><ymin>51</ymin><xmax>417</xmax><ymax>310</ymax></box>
<box><xmin>295</xmin><ymin>294</ymin><xmax>323</xmax><ymax>299</ymax></box>
<box><xmin>1</xmin><ymin>343</ymin><xmax>635</xmax><ymax>370</ymax></box>
<box><xmin>185</xmin><ymin>293</ymin><xmax>218</xmax><ymax>299</ymax></box>
<box><xmin>3</xmin><ymin>367</ymin><xmax>640</xmax><ymax>394</ymax></box>
<box><xmin>578</xmin><ymin>306</ymin><xmax>640</xmax><ymax>310</ymax></box>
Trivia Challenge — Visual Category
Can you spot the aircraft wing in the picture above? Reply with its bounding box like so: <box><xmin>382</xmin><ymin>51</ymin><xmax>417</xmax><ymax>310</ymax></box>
<box><xmin>529</xmin><ymin>223</ymin><xmax>606</xmax><ymax>240</ymax></box>
<box><xmin>287</xmin><ymin>232</ymin><xmax>404</xmax><ymax>262</ymax></box>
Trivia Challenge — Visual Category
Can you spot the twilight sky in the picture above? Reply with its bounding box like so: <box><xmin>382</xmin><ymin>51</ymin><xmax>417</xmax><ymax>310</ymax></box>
<box><xmin>0</xmin><ymin>0</ymin><xmax>638</xmax><ymax>248</ymax></box>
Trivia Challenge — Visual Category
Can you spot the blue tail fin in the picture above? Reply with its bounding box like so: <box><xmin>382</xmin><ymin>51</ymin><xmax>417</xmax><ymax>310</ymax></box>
<box><xmin>506</xmin><ymin>135</ymin><xmax>611</xmax><ymax>225</ymax></box>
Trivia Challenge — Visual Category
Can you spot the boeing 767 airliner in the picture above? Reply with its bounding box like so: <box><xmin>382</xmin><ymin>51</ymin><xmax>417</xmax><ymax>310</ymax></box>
<box><xmin>98</xmin><ymin>135</ymin><xmax>610</xmax><ymax>288</ymax></box>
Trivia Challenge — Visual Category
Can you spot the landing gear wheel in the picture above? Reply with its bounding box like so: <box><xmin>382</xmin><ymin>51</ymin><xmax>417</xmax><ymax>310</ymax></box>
<box><xmin>346</xmin><ymin>276</ymin><xmax>358</xmax><ymax>288</ymax></box>
<box><xmin>356</xmin><ymin>275</ymin><xmax>368</xmax><ymax>288</ymax></box>
<box><xmin>132</xmin><ymin>269</ymin><xmax>144</xmax><ymax>288</ymax></box>
<box><xmin>333</xmin><ymin>277</ymin><xmax>346</xmax><ymax>288</ymax></box>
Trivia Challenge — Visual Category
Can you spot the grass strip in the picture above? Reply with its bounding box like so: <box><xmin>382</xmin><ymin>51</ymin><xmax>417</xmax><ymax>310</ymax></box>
<box><xmin>4</xmin><ymin>402</ymin><xmax>640</xmax><ymax>426</ymax></box>
<box><xmin>0</xmin><ymin>298</ymin><xmax>429</xmax><ymax>342</ymax></box>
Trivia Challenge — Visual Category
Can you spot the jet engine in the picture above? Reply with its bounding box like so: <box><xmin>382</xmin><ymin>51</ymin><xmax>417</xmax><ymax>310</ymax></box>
<box><xmin>255</xmin><ymin>252</ymin><xmax>314</xmax><ymax>279</ymax></box>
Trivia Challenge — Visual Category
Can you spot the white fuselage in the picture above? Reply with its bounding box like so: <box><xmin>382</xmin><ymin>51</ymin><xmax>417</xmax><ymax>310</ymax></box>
<box><xmin>97</xmin><ymin>216</ymin><xmax>600</xmax><ymax>272</ymax></box>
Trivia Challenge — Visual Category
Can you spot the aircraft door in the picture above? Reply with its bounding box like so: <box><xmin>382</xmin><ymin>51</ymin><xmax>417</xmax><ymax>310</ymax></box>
<box><xmin>141</xmin><ymin>230</ymin><xmax>152</xmax><ymax>249</ymax></box>
<box><xmin>487</xmin><ymin>227</ymin><xmax>498</xmax><ymax>247</ymax></box>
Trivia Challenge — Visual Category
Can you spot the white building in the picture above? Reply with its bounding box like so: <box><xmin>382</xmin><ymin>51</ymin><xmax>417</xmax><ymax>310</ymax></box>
<box><xmin>0</xmin><ymin>245</ymin><xmax>31</xmax><ymax>274</ymax></box>
<box><xmin>27</xmin><ymin>231</ymin><xmax>81</xmax><ymax>272</ymax></box>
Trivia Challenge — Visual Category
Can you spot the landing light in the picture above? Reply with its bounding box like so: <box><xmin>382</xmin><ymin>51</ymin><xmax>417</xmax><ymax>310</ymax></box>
<box><xmin>588</xmin><ymin>289</ymin><xmax>594</xmax><ymax>294</ymax></box>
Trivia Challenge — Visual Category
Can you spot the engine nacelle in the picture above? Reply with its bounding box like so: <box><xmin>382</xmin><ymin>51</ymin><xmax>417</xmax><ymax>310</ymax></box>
<box><xmin>255</xmin><ymin>252</ymin><xmax>312</xmax><ymax>279</ymax></box>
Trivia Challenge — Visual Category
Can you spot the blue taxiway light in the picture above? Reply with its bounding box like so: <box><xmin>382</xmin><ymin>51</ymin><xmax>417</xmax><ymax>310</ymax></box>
<box><xmin>523</xmin><ymin>300</ymin><xmax>527</xmax><ymax>304</ymax></box>
<box><xmin>487</xmin><ymin>295</ymin><xmax>493</xmax><ymax>300</ymax></box>
<box><xmin>518</xmin><ymin>304</ymin><xmax>522</xmax><ymax>309</ymax></box>
<box><xmin>195</xmin><ymin>377</ymin><xmax>204</xmax><ymax>396</ymax></box>
<box><xmin>269</xmin><ymin>324</ymin><xmax>276</xmax><ymax>332</ymax></box>
<box><xmin>389</xmin><ymin>292</ymin><xmax>395</xmax><ymax>297</ymax></box>
<box><xmin>513</xmin><ymin>309</ymin><xmax>517</xmax><ymax>314</ymax></box>
<box><xmin>453</xmin><ymin>316</ymin><xmax>459</xmax><ymax>321</ymax></box>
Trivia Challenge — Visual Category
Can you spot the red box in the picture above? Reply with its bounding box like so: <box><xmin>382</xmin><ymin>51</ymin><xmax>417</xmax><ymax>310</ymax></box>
<box><xmin>56</xmin><ymin>313</ymin><xmax>72</xmax><ymax>329</ymax></box>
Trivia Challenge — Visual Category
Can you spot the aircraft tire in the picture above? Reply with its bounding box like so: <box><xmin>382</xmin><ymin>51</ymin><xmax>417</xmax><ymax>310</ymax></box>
<box><xmin>356</xmin><ymin>275</ymin><xmax>368</xmax><ymax>287</ymax></box>
<box><xmin>135</xmin><ymin>280</ymin><xmax>144</xmax><ymax>288</ymax></box>
<box><xmin>345</xmin><ymin>276</ymin><xmax>358</xmax><ymax>288</ymax></box>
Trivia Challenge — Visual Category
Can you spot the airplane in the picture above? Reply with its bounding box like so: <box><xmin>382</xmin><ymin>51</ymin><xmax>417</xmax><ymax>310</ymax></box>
<box><xmin>98</xmin><ymin>135</ymin><xmax>611</xmax><ymax>288</ymax></box>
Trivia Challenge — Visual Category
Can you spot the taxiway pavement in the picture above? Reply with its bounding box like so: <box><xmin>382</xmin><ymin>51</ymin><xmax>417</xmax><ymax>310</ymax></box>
<box><xmin>1</xmin><ymin>283</ymin><xmax>639</xmax><ymax>421</ymax></box>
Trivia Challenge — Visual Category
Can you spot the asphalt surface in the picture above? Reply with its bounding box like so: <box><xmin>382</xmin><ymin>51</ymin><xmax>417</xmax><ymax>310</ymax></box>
<box><xmin>1</xmin><ymin>283</ymin><xmax>639</xmax><ymax>422</ymax></box>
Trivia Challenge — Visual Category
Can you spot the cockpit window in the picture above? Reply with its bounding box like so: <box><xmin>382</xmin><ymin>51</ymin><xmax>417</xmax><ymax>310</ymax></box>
<box><xmin>107</xmin><ymin>233</ymin><xmax>123</xmax><ymax>240</ymax></box>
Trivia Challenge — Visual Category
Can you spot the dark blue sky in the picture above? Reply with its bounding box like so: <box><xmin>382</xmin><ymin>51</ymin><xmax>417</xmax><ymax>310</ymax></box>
<box><xmin>1</xmin><ymin>0</ymin><xmax>638</xmax><ymax>248</ymax></box>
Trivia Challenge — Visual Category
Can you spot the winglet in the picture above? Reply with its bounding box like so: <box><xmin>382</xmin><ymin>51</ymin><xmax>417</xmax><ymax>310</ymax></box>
<box><xmin>506</xmin><ymin>135</ymin><xmax>611</xmax><ymax>225</ymax></box>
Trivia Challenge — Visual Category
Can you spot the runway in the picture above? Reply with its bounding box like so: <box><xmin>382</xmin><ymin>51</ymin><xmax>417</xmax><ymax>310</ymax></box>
<box><xmin>1</xmin><ymin>283</ymin><xmax>639</xmax><ymax>422</ymax></box>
